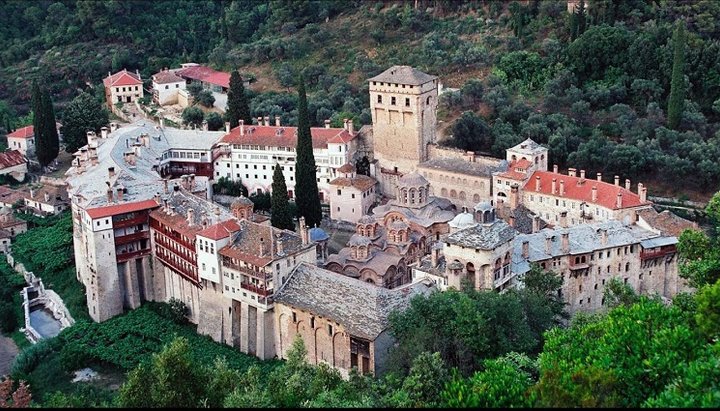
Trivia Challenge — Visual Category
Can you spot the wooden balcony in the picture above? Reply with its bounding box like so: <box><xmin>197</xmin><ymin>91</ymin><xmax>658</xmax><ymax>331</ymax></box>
<box><xmin>116</xmin><ymin>248</ymin><xmax>151</xmax><ymax>262</ymax></box>
<box><xmin>240</xmin><ymin>282</ymin><xmax>272</xmax><ymax>297</ymax></box>
<box><xmin>113</xmin><ymin>213</ymin><xmax>148</xmax><ymax>229</ymax></box>
<box><xmin>156</xmin><ymin>251</ymin><xmax>199</xmax><ymax>285</ymax></box>
<box><xmin>154</xmin><ymin>237</ymin><xmax>196</xmax><ymax>265</ymax></box>
<box><xmin>114</xmin><ymin>230</ymin><xmax>150</xmax><ymax>246</ymax></box>
<box><xmin>640</xmin><ymin>247</ymin><xmax>676</xmax><ymax>260</ymax></box>
<box><xmin>223</xmin><ymin>261</ymin><xmax>269</xmax><ymax>280</ymax></box>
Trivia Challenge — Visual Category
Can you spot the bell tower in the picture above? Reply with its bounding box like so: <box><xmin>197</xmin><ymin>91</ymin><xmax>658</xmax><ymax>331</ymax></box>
<box><xmin>368</xmin><ymin>66</ymin><xmax>438</xmax><ymax>196</ymax></box>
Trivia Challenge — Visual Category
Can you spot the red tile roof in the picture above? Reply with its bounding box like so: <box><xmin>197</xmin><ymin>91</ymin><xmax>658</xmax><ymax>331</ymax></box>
<box><xmin>497</xmin><ymin>159</ymin><xmax>531</xmax><ymax>181</ymax></box>
<box><xmin>523</xmin><ymin>171</ymin><xmax>648</xmax><ymax>210</ymax></box>
<box><xmin>7</xmin><ymin>126</ymin><xmax>34</xmax><ymax>139</ymax></box>
<box><xmin>197</xmin><ymin>219</ymin><xmax>242</xmax><ymax>240</ymax></box>
<box><xmin>103</xmin><ymin>69</ymin><xmax>142</xmax><ymax>87</ymax></box>
<box><xmin>152</xmin><ymin>70</ymin><xmax>184</xmax><ymax>84</ymax></box>
<box><xmin>220</xmin><ymin>125</ymin><xmax>356</xmax><ymax>149</ymax></box>
<box><xmin>329</xmin><ymin>175</ymin><xmax>377</xmax><ymax>191</ymax></box>
<box><xmin>515</xmin><ymin>158</ymin><xmax>532</xmax><ymax>169</ymax></box>
<box><xmin>86</xmin><ymin>199</ymin><xmax>159</xmax><ymax>219</ymax></box>
<box><xmin>175</xmin><ymin>65</ymin><xmax>230</xmax><ymax>88</ymax></box>
<box><xmin>0</xmin><ymin>150</ymin><xmax>26</xmax><ymax>169</ymax></box>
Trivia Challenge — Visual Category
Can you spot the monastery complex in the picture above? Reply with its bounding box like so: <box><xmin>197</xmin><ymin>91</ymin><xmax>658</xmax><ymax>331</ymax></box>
<box><xmin>65</xmin><ymin>66</ymin><xmax>697</xmax><ymax>377</ymax></box>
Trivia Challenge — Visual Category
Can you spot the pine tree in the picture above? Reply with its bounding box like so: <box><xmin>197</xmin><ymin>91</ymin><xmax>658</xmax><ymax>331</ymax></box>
<box><xmin>271</xmin><ymin>163</ymin><xmax>294</xmax><ymax>231</ymax></box>
<box><xmin>294</xmin><ymin>77</ymin><xmax>323</xmax><ymax>228</ymax></box>
<box><xmin>225</xmin><ymin>71</ymin><xmax>251</xmax><ymax>129</ymax></box>
<box><xmin>667</xmin><ymin>21</ymin><xmax>686</xmax><ymax>130</ymax></box>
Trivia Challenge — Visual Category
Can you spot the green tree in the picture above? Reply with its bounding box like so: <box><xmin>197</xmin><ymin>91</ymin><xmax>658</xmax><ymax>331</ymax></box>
<box><xmin>694</xmin><ymin>280</ymin><xmax>720</xmax><ymax>339</ymax></box>
<box><xmin>225</xmin><ymin>71</ymin><xmax>251</xmax><ymax>128</ymax></box>
<box><xmin>204</xmin><ymin>112</ymin><xmax>224</xmax><ymax>131</ymax></box>
<box><xmin>182</xmin><ymin>106</ymin><xmax>204</xmax><ymax>128</ymax></box>
<box><xmin>603</xmin><ymin>277</ymin><xmax>640</xmax><ymax>308</ymax></box>
<box><xmin>668</xmin><ymin>21</ymin><xmax>686</xmax><ymax>130</ymax></box>
<box><xmin>196</xmin><ymin>90</ymin><xmax>215</xmax><ymax>108</ymax></box>
<box><xmin>270</xmin><ymin>163</ymin><xmax>294</xmax><ymax>230</ymax></box>
<box><xmin>294</xmin><ymin>77</ymin><xmax>322</xmax><ymax>228</ymax></box>
<box><xmin>117</xmin><ymin>336</ymin><xmax>206</xmax><ymax>408</ymax></box>
<box><xmin>31</xmin><ymin>81</ymin><xmax>59</xmax><ymax>167</ymax></box>
<box><xmin>447</xmin><ymin>111</ymin><xmax>492</xmax><ymax>151</ymax></box>
<box><xmin>677</xmin><ymin>192</ymin><xmax>720</xmax><ymax>287</ymax></box>
<box><xmin>400</xmin><ymin>352</ymin><xmax>449</xmax><ymax>407</ymax></box>
<box><xmin>186</xmin><ymin>82</ymin><xmax>203</xmax><ymax>100</ymax></box>
<box><xmin>60</xmin><ymin>91</ymin><xmax>109</xmax><ymax>153</ymax></box>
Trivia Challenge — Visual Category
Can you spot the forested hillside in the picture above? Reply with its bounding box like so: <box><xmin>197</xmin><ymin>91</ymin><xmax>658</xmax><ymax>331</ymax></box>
<box><xmin>1</xmin><ymin>0</ymin><xmax>720</xmax><ymax>196</ymax></box>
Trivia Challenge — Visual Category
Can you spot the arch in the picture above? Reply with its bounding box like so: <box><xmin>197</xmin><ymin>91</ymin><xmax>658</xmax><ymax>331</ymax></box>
<box><xmin>511</xmin><ymin>154</ymin><xmax>517</xmax><ymax>161</ymax></box>
<box><xmin>521</xmin><ymin>156</ymin><xmax>527</xmax><ymax>161</ymax></box>
<box><xmin>315</xmin><ymin>326</ymin><xmax>333</xmax><ymax>364</ymax></box>
<box><xmin>535</xmin><ymin>156</ymin><xmax>539</xmax><ymax>164</ymax></box>
<box><xmin>473</xmin><ymin>193</ymin><xmax>481</xmax><ymax>202</ymax></box>
<box><xmin>441</xmin><ymin>188</ymin><xmax>448</xmax><ymax>197</ymax></box>
<box><xmin>333</xmin><ymin>332</ymin><xmax>348</xmax><ymax>369</ymax></box>
<box><xmin>466</xmin><ymin>262</ymin><xmax>476</xmax><ymax>285</ymax></box>
<box><xmin>497</xmin><ymin>191</ymin><xmax>507</xmax><ymax>198</ymax></box>
<box><xmin>450</xmin><ymin>189</ymin><xmax>457</xmax><ymax>198</ymax></box>
<box><xmin>459</xmin><ymin>191</ymin><xmax>466</xmax><ymax>200</ymax></box>
<box><xmin>463</xmin><ymin>178</ymin><xmax>467</xmax><ymax>185</ymax></box>
<box><xmin>409</xmin><ymin>188</ymin><xmax>416</xmax><ymax>204</ymax></box>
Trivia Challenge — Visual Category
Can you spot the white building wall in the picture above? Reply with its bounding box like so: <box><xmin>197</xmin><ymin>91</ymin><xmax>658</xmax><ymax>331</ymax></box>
<box><xmin>153</xmin><ymin>81</ymin><xmax>186</xmax><ymax>105</ymax></box>
<box><xmin>110</xmin><ymin>84</ymin><xmax>144</xmax><ymax>104</ymax></box>
<box><xmin>6</xmin><ymin>137</ymin><xmax>33</xmax><ymax>156</ymax></box>
<box><xmin>329</xmin><ymin>184</ymin><xmax>376</xmax><ymax>223</ymax></box>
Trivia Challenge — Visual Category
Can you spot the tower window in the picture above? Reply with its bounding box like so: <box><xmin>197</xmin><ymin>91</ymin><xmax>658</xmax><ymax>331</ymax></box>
<box><xmin>405</xmin><ymin>98</ymin><xmax>410</xmax><ymax>107</ymax></box>
<box><xmin>377</xmin><ymin>95</ymin><xmax>382</xmax><ymax>103</ymax></box>
<box><xmin>391</xmin><ymin>97</ymin><xmax>396</xmax><ymax>105</ymax></box>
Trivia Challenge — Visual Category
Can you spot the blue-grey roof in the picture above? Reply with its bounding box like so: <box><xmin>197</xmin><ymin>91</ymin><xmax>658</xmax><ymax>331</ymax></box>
<box><xmin>309</xmin><ymin>227</ymin><xmax>329</xmax><ymax>242</ymax></box>
<box><xmin>446</xmin><ymin>219</ymin><xmax>518</xmax><ymax>250</ymax></box>
<box><xmin>640</xmin><ymin>237</ymin><xmax>678</xmax><ymax>248</ymax></box>
<box><xmin>275</xmin><ymin>262</ymin><xmax>436</xmax><ymax>340</ymax></box>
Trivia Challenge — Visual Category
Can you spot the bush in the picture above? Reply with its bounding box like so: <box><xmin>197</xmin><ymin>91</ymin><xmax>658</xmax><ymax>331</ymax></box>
<box><xmin>0</xmin><ymin>302</ymin><xmax>18</xmax><ymax>333</ymax></box>
<box><xmin>11</xmin><ymin>337</ymin><xmax>57</xmax><ymax>376</ymax></box>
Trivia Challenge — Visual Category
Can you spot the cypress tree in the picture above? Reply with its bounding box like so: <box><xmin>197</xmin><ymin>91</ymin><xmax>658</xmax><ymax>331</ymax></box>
<box><xmin>270</xmin><ymin>163</ymin><xmax>294</xmax><ymax>231</ymax></box>
<box><xmin>225</xmin><ymin>71</ymin><xmax>251</xmax><ymax>129</ymax></box>
<box><xmin>42</xmin><ymin>88</ymin><xmax>59</xmax><ymax>162</ymax></box>
<box><xmin>294</xmin><ymin>77</ymin><xmax>323</xmax><ymax>228</ymax></box>
<box><xmin>667</xmin><ymin>21</ymin><xmax>686</xmax><ymax>130</ymax></box>
<box><xmin>31</xmin><ymin>82</ymin><xmax>47</xmax><ymax>165</ymax></box>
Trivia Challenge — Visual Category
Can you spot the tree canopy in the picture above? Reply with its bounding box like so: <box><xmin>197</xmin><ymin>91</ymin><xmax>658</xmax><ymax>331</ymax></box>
<box><xmin>60</xmin><ymin>91</ymin><xmax>109</xmax><ymax>153</ymax></box>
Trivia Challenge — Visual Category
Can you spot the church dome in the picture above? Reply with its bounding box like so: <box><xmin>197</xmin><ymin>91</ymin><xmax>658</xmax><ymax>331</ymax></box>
<box><xmin>474</xmin><ymin>200</ymin><xmax>493</xmax><ymax>213</ymax></box>
<box><xmin>449</xmin><ymin>211</ymin><xmax>475</xmax><ymax>229</ymax></box>
<box><xmin>309</xmin><ymin>227</ymin><xmax>329</xmax><ymax>242</ymax></box>
<box><xmin>230</xmin><ymin>196</ymin><xmax>253</xmax><ymax>208</ymax></box>
<box><xmin>389</xmin><ymin>220</ymin><xmax>409</xmax><ymax>231</ymax></box>
<box><xmin>348</xmin><ymin>234</ymin><xmax>371</xmax><ymax>247</ymax></box>
<box><xmin>397</xmin><ymin>172</ymin><xmax>428</xmax><ymax>188</ymax></box>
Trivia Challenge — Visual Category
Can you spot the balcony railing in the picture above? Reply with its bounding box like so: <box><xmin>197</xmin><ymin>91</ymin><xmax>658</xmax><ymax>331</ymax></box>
<box><xmin>156</xmin><ymin>251</ymin><xmax>199</xmax><ymax>284</ymax></box>
<box><xmin>114</xmin><ymin>230</ymin><xmax>150</xmax><ymax>246</ymax></box>
<box><xmin>223</xmin><ymin>262</ymin><xmax>269</xmax><ymax>280</ymax></box>
<box><xmin>240</xmin><ymin>282</ymin><xmax>272</xmax><ymax>297</ymax></box>
<box><xmin>640</xmin><ymin>247</ymin><xmax>676</xmax><ymax>260</ymax></box>
<box><xmin>116</xmin><ymin>248</ymin><xmax>151</xmax><ymax>262</ymax></box>
<box><xmin>113</xmin><ymin>214</ymin><xmax>148</xmax><ymax>229</ymax></box>
<box><xmin>154</xmin><ymin>236</ymin><xmax>196</xmax><ymax>265</ymax></box>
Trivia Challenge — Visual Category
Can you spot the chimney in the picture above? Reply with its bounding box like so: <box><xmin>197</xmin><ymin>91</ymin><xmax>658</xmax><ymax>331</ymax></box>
<box><xmin>187</xmin><ymin>208</ymin><xmax>195</xmax><ymax>226</ymax></box>
<box><xmin>299</xmin><ymin>217</ymin><xmax>308</xmax><ymax>245</ymax></box>
<box><xmin>116</xmin><ymin>187</ymin><xmax>124</xmax><ymax>202</ymax></box>
<box><xmin>431</xmin><ymin>245</ymin><xmax>439</xmax><ymax>268</ymax></box>
<box><xmin>639</xmin><ymin>183</ymin><xmax>647</xmax><ymax>203</ymax></box>
<box><xmin>535</xmin><ymin>176</ymin><xmax>541</xmax><ymax>192</ymax></box>
<box><xmin>561</xmin><ymin>232</ymin><xmax>570</xmax><ymax>254</ymax></box>
<box><xmin>239</xmin><ymin>119</ymin><xmax>245</xmax><ymax>135</ymax></box>
<box><xmin>597</xmin><ymin>172</ymin><xmax>602</xmax><ymax>182</ymax></box>
<box><xmin>106</xmin><ymin>188</ymin><xmax>114</xmax><ymax>203</ymax></box>
<box><xmin>559</xmin><ymin>210</ymin><xmax>568</xmax><ymax>228</ymax></box>
<box><xmin>110</xmin><ymin>122</ymin><xmax>119</xmax><ymax>132</ymax></box>
<box><xmin>348</xmin><ymin>119</ymin><xmax>354</xmax><ymax>134</ymax></box>
<box><xmin>522</xmin><ymin>240</ymin><xmax>529</xmax><ymax>259</ymax></box>
<box><xmin>101</xmin><ymin>127</ymin><xmax>108</xmax><ymax>139</ymax></box>
<box><xmin>616</xmin><ymin>192</ymin><xmax>623</xmax><ymax>208</ymax></box>
<box><xmin>600</xmin><ymin>228</ymin><xmax>608</xmax><ymax>245</ymax></box>
<box><xmin>580</xmin><ymin>169</ymin><xmax>585</xmax><ymax>180</ymax></box>
<box><xmin>136</xmin><ymin>68</ymin><xmax>140</xmax><ymax>79</ymax></box>
<box><xmin>202</xmin><ymin>120</ymin><xmax>208</xmax><ymax>131</ymax></box>
<box><xmin>29</xmin><ymin>188</ymin><xmax>35</xmax><ymax>199</ymax></box>
<box><xmin>44</xmin><ymin>192</ymin><xmax>50</xmax><ymax>202</ymax></box>
<box><xmin>509</xmin><ymin>184</ymin><xmax>519</xmax><ymax>209</ymax></box>
<box><xmin>170</xmin><ymin>206</ymin><xmax>176</xmax><ymax>216</ymax></box>
<box><xmin>509</xmin><ymin>215</ymin><xmax>516</xmax><ymax>227</ymax></box>
<box><xmin>559</xmin><ymin>180</ymin><xmax>565</xmax><ymax>196</ymax></box>
<box><xmin>532</xmin><ymin>216</ymin><xmax>540</xmax><ymax>233</ymax></box>
<box><xmin>276</xmin><ymin>233</ymin><xmax>284</xmax><ymax>255</ymax></box>
<box><xmin>591</xmin><ymin>186</ymin><xmax>598</xmax><ymax>202</ymax></box>
<box><xmin>551</xmin><ymin>178</ymin><xmax>557</xmax><ymax>194</ymax></box>
<box><xmin>324</xmin><ymin>119</ymin><xmax>331</xmax><ymax>129</ymax></box>
<box><xmin>568</xmin><ymin>168</ymin><xmax>577</xmax><ymax>177</ymax></box>
<box><xmin>154</xmin><ymin>192</ymin><xmax>161</xmax><ymax>204</ymax></box>
<box><xmin>553</xmin><ymin>164</ymin><xmax>558</xmax><ymax>174</ymax></box>
<box><xmin>625</xmin><ymin>178</ymin><xmax>631</xmax><ymax>191</ymax></box>
<box><xmin>263</xmin><ymin>116</ymin><xmax>270</xmax><ymax>126</ymax></box>
<box><xmin>108</xmin><ymin>167</ymin><xmax>115</xmax><ymax>179</ymax></box>
<box><xmin>343</xmin><ymin>118</ymin><xmax>349</xmax><ymax>131</ymax></box>
<box><xmin>275</xmin><ymin>116</ymin><xmax>281</xmax><ymax>127</ymax></box>
<box><xmin>225</xmin><ymin>122</ymin><xmax>230</xmax><ymax>133</ymax></box>
<box><xmin>260</xmin><ymin>240</ymin><xmax>268</xmax><ymax>256</ymax></box>
<box><xmin>159</xmin><ymin>118</ymin><xmax>164</xmax><ymax>129</ymax></box>
<box><xmin>614</xmin><ymin>175</ymin><xmax>620</xmax><ymax>186</ymax></box>
<box><xmin>545</xmin><ymin>235</ymin><xmax>553</xmax><ymax>255</ymax></box>
<box><xmin>256</xmin><ymin>116</ymin><xmax>262</xmax><ymax>125</ymax></box>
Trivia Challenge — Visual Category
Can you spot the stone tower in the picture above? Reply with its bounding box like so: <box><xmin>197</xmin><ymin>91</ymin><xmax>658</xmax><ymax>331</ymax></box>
<box><xmin>368</xmin><ymin>66</ymin><xmax>438</xmax><ymax>197</ymax></box>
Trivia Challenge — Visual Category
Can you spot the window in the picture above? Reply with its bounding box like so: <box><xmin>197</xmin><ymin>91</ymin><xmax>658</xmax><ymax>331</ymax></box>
<box><xmin>391</xmin><ymin>96</ymin><xmax>396</xmax><ymax>105</ymax></box>
<box><xmin>377</xmin><ymin>95</ymin><xmax>382</xmax><ymax>103</ymax></box>
<box><xmin>328</xmin><ymin>324</ymin><xmax>333</xmax><ymax>335</ymax></box>
<box><xmin>405</xmin><ymin>98</ymin><xmax>410</xmax><ymax>107</ymax></box>
<box><xmin>165</xmin><ymin>85</ymin><xmax>169</xmax><ymax>89</ymax></box>
<box><xmin>337</xmin><ymin>189</ymin><xmax>342</xmax><ymax>195</ymax></box>
<box><xmin>351</xmin><ymin>194</ymin><xmax>355</xmax><ymax>199</ymax></box>
<box><xmin>310</xmin><ymin>317</ymin><xmax>315</xmax><ymax>328</ymax></box>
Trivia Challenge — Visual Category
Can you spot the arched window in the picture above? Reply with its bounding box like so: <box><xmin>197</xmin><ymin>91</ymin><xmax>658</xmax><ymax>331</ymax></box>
<box><xmin>450</xmin><ymin>189</ymin><xmax>457</xmax><ymax>198</ymax></box>
<box><xmin>459</xmin><ymin>191</ymin><xmax>466</xmax><ymax>200</ymax></box>
<box><xmin>473</xmin><ymin>194</ymin><xmax>480</xmax><ymax>202</ymax></box>
<box><xmin>441</xmin><ymin>188</ymin><xmax>448</xmax><ymax>197</ymax></box>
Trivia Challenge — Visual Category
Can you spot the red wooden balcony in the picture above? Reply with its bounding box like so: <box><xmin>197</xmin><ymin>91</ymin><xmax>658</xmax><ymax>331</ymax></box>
<box><xmin>156</xmin><ymin>251</ymin><xmax>199</xmax><ymax>284</ymax></box>
<box><xmin>240</xmin><ymin>282</ymin><xmax>272</xmax><ymax>297</ymax></box>
<box><xmin>116</xmin><ymin>248</ymin><xmax>152</xmax><ymax>262</ymax></box>
<box><xmin>114</xmin><ymin>230</ymin><xmax>150</xmax><ymax>246</ymax></box>
<box><xmin>154</xmin><ymin>237</ymin><xmax>197</xmax><ymax>265</ymax></box>
<box><xmin>113</xmin><ymin>214</ymin><xmax>148</xmax><ymax>229</ymax></box>
<box><xmin>640</xmin><ymin>247</ymin><xmax>676</xmax><ymax>260</ymax></box>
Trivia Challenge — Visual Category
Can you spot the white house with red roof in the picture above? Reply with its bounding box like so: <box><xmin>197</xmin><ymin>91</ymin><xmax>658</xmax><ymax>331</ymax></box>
<box><xmin>103</xmin><ymin>68</ymin><xmax>144</xmax><ymax>109</ymax></box>
<box><xmin>214</xmin><ymin>117</ymin><xmax>359</xmax><ymax>202</ymax></box>
<box><xmin>175</xmin><ymin>63</ymin><xmax>231</xmax><ymax>93</ymax></box>
<box><xmin>6</xmin><ymin>123</ymin><xmax>62</xmax><ymax>157</ymax></box>
<box><xmin>0</xmin><ymin>150</ymin><xmax>27</xmax><ymax>181</ymax></box>
<box><xmin>151</xmin><ymin>69</ymin><xmax>186</xmax><ymax>105</ymax></box>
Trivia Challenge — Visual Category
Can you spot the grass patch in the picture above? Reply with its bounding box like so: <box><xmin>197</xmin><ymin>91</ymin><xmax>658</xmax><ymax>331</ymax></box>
<box><xmin>10</xmin><ymin>212</ymin><xmax>90</xmax><ymax>322</ymax></box>
<box><xmin>12</xmin><ymin>303</ymin><xmax>280</xmax><ymax>405</ymax></box>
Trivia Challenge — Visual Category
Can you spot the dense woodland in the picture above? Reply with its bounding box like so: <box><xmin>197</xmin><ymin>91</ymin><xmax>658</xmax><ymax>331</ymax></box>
<box><xmin>0</xmin><ymin>0</ymin><xmax>719</xmax><ymax>195</ymax></box>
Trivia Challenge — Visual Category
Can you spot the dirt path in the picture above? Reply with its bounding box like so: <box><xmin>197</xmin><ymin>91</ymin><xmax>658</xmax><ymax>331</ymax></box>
<box><xmin>0</xmin><ymin>335</ymin><xmax>19</xmax><ymax>377</ymax></box>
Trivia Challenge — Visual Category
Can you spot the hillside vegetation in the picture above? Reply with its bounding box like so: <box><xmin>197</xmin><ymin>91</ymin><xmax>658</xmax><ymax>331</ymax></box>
<box><xmin>1</xmin><ymin>0</ymin><xmax>720</xmax><ymax>197</ymax></box>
